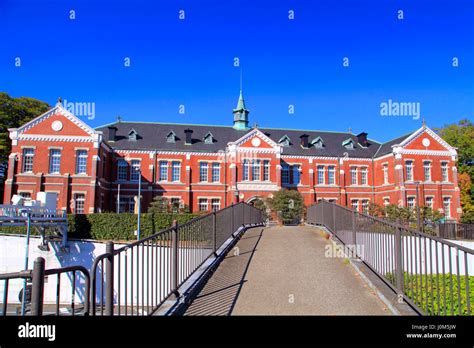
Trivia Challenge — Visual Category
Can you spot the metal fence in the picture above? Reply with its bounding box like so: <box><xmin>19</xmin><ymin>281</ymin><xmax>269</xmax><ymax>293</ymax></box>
<box><xmin>90</xmin><ymin>201</ymin><xmax>263</xmax><ymax>316</ymax></box>
<box><xmin>0</xmin><ymin>202</ymin><xmax>263</xmax><ymax>316</ymax></box>
<box><xmin>307</xmin><ymin>200</ymin><xmax>474</xmax><ymax>316</ymax></box>
<box><xmin>0</xmin><ymin>258</ymin><xmax>90</xmax><ymax>316</ymax></box>
<box><xmin>438</xmin><ymin>223</ymin><xmax>474</xmax><ymax>240</ymax></box>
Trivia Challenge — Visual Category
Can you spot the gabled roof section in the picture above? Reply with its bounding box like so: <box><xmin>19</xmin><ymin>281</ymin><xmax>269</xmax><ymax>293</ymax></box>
<box><xmin>15</xmin><ymin>103</ymin><xmax>98</xmax><ymax>136</ymax></box>
<box><xmin>230</xmin><ymin>128</ymin><xmax>280</xmax><ymax>149</ymax></box>
<box><xmin>398</xmin><ymin>126</ymin><xmax>456</xmax><ymax>151</ymax></box>
<box><xmin>342</xmin><ymin>138</ymin><xmax>355</xmax><ymax>149</ymax></box>
<box><xmin>278</xmin><ymin>134</ymin><xmax>291</xmax><ymax>146</ymax></box>
<box><xmin>310</xmin><ymin>136</ymin><xmax>324</xmax><ymax>146</ymax></box>
<box><xmin>128</xmin><ymin>128</ymin><xmax>139</xmax><ymax>141</ymax></box>
<box><xmin>203</xmin><ymin>131</ymin><xmax>215</xmax><ymax>144</ymax></box>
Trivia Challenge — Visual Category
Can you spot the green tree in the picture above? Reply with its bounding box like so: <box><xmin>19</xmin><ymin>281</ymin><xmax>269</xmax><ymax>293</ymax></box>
<box><xmin>435</xmin><ymin>120</ymin><xmax>474</xmax><ymax>222</ymax></box>
<box><xmin>148</xmin><ymin>196</ymin><xmax>170</xmax><ymax>214</ymax></box>
<box><xmin>251</xmin><ymin>197</ymin><xmax>269</xmax><ymax>221</ymax></box>
<box><xmin>266</xmin><ymin>189</ymin><xmax>304</xmax><ymax>224</ymax></box>
<box><xmin>0</xmin><ymin>93</ymin><xmax>50</xmax><ymax>163</ymax></box>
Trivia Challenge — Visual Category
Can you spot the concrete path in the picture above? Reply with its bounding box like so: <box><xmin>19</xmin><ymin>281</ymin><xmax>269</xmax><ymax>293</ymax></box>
<box><xmin>182</xmin><ymin>225</ymin><xmax>391</xmax><ymax>315</ymax></box>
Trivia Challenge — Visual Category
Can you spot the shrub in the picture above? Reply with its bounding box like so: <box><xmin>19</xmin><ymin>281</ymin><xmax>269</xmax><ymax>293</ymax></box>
<box><xmin>0</xmin><ymin>213</ymin><xmax>197</xmax><ymax>241</ymax></box>
<box><xmin>267</xmin><ymin>189</ymin><xmax>304</xmax><ymax>224</ymax></box>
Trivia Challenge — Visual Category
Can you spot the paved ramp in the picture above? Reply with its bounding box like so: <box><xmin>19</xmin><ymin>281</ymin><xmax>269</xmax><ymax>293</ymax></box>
<box><xmin>182</xmin><ymin>225</ymin><xmax>391</xmax><ymax>315</ymax></box>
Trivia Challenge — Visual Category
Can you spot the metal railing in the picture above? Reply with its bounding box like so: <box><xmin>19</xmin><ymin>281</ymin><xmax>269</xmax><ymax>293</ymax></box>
<box><xmin>307</xmin><ymin>200</ymin><xmax>474</xmax><ymax>316</ymax></box>
<box><xmin>0</xmin><ymin>258</ymin><xmax>90</xmax><ymax>316</ymax></box>
<box><xmin>438</xmin><ymin>223</ymin><xmax>474</xmax><ymax>240</ymax></box>
<box><xmin>90</xmin><ymin>202</ymin><xmax>263</xmax><ymax>316</ymax></box>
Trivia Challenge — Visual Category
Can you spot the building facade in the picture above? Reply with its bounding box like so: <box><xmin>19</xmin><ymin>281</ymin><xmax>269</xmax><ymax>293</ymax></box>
<box><xmin>4</xmin><ymin>93</ymin><xmax>462</xmax><ymax>220</ymax></box>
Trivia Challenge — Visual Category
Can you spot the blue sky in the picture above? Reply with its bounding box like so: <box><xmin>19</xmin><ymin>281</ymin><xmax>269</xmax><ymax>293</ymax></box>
<box><xmin>1</xmin><ymin>0</ymin><xmax>473</xmax><ymax>142</ymax></box>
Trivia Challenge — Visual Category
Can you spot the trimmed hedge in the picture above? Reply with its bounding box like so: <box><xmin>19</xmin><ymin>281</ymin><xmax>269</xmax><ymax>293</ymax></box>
<box><xmin>0</xmin><ymin>213</ymin><xmax>198</xmax><ymax>241</ymax></box>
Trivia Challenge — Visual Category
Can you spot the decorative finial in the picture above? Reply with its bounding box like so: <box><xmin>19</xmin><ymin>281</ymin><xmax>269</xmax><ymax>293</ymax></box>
<box><xmin>348</xmin><ymin>126</ymin><xmax>352</xmax><ymax>133</ymax></box>
<box><xmin>240</xmin><ymin>68</ymin><xmax>243</xmax><ymax>92</ymax></box>
<box><xmin>422</xmin><ymin>118</ymin><xmax>426</xmax><ymax>127</ymax></box>
<box><xmin>57</xmin><ymin>96</ymin><xmax>62</xmax><ymax>105</ymax></box>
<box><xmin>253</xmin><ymin>122</ymin><xmax>258</xmax><ymax>129</ymax></box>
<box><xmin>117</xmin><ymin>115</ymin><xmax>122</xmax><ymax>123</ymax></box>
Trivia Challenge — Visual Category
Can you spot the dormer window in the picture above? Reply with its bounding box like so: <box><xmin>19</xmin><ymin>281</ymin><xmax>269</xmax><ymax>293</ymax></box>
<box><xmin>203</xmin><ymin>132</ymin><xmax>214</xmax><ymax>144</ymax></box>
<box><xmin>128</xmin><ymin>129</ymin><xmax>139</xmax><ymax>141</ymax></box>
<box><xmin>311</xmin><ymin>136</ymin><xmax>324</xmax><ymax>149</ymax></box>
<box><xmin>279</xmin><ymin>135</ymin><xmax>291</xmax><ymax>147</ymax></box>
<box><xmin>166</xmin><ymin>131</ymin><xmax>177</xmax><ymax>143</ymax></box>
<box><xmin>342</xmin><ymin>138</ymin><xmax>355</xmax><ymax>150</ymax></box>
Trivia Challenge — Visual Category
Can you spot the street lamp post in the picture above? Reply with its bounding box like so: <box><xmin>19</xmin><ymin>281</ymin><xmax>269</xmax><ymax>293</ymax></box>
<box><xmin>137</xmin><ymin>169</ymin><xmax>142</xmax><ymax>240</ymax></box>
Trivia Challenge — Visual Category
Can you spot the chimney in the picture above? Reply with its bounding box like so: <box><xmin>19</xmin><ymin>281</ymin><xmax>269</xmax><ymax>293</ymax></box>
<box><xmin>356</xmin><ymin>132</ymin><xmax>368</xmax><ymax>146</ymax></box>
<box><xmin>300</xmin><ymin>134</ymin><xmax>309</xmax><ymax>148</ymax></box>
<box><xmin>184</xmin><ymin>129</ymin><xmax>193</xmax><ymax>145</ymax></box>
<box><xmin>107</xmin><ymin>126</ymin><xmax>117</xmax><ymax>142</ymax></box>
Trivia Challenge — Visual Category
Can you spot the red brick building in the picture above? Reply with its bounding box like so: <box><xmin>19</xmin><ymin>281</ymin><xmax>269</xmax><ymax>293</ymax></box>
<box><xmin>4</xmin><ymin>93</ymin><xmax>462</xmax><ymax>220</ymax></box>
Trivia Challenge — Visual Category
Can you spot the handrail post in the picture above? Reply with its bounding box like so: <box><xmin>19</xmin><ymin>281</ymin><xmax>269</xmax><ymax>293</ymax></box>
<box><xmin>321</xmin><ymin>201</ymin><xmax>324</xmax><ymax>225</ymax></box>
<box><xmin>212</xmin><ymin>212</ymin><xmax>217</xmax><ymax>256</ymax></box>
<box><xmin>30</xmin><ymin>257</ymin><xmax>45</xmax><ymax>316</ymax></box>
<box><xmin>171</xmin><ymin>220</ymin><xmax>180</xmax><ymax>298</ymax></box>
<box><xmin>332</xmin><ymin>202</ymin><xmax>336</xmax><ymax>232</ymax></box>
<box><xmin>351</xmin><ymin>209</ymin><xmax>357</xmax><ymax>257</ymax></box>
<box><xmin>231</xmin><ymin>203</ymin><xmax>234</xmax><ymax>233</ymax></box>
<box><xmin>394</xmin><ymin>224</ymin><xmax>404</xmax><ymax>293</ymax></box>
<box><xmin>105</xmin><ymin>241</ymin><xmax>114</xmax><ymax>316</ymax></box>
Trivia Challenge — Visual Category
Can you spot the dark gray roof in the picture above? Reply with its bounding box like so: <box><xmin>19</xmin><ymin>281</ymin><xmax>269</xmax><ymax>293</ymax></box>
<box><xmin>96</xmin><ymin>121</ymin><xmax>413</xmax><ymax>159</ymax></box>
<box><xmin>375</xmin><ymin>133</ymin><xmax>412</xmax><ymax>157</ymax></box>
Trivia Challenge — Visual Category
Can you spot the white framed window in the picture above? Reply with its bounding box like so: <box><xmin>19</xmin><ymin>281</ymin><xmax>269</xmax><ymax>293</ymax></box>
<box><xmin>361</xmin><ymin>199</ymin><xmax>369</xmax><ymax>213</ymax></box>
<box><xmin>441</xmin><ymin>162</ymin><xmax>449</xmax><ymax>182</ymax></box>
<box><xmin>405</xmin><ymin>160</ymin><xmax>413</xmax><ymax>181</ymax></box>
<box><xmin>22</xmin><ymin>148</ymin><xmax>34</xmax><ymax>173</ymax></box>
<box><xmin>351</xmin><ymin>199</ymin><xmax>359</xmax><ymax>212</ymax></box>
<box><xmin>117</xmin><ymin>159</ymin><xmax>128</xmax><ymax>181</ymax></box>
<box><xmin>407</xmin><ymin>196</ymin><xmax>416</xmax><ymax>211</ymax></box>
<box><xmin>350</xmin><ymin>167</ymin><xmax>358</xmax><ymax>185</ymax></box>
<box><xmin>443</xmin><ymin>197</ymin><xmax>451</xmax><ymax>218</ymax></box>
<box><xmin>293</xmin><ymin>165</ymin><xmax>301</xmax><ymax>184</ymax></box>
<box><xmin>281</xmin><ymin>164</ymin><xmax>289</xmax><ymax>184</ymax></box>
<box><xmin>119</xmin><ymin>196</ymin><xmax>135</xmax><ymax>213</ymax></box>
<box><xmin>252</xmin><ymin>160</ymin><xmax>261</xmax><ymax>181</ymax></box>
<box><xmin>211</xmin><ymin>198</ymin><xmax>220</xmax><ymax>212</ymax></box>
<box><xmin>328</xmin><ymin>166</ymin><xmax>335</xmax><ymax>185</ymax></box>
<box><xmin>243</xmin><ymin>160</ymin><xmax>250</xmax><ymax>181</ymax></box>
<box><xmin>171</xmin><ymin>161</ymin><xmax>181</xmax><ymax>182</ymax></box>
<box><xmin>361</xmin><ymin>168</ymin><xmax>368</xmax><ymax>185</ymax></box>
<box><xmin>263</xmin><ymin>160</ymin><xmax>270</xmax><ymax>181</ymax></box>
<box><xmin>159</xmin><ymin>160</ymin><xmax>168</xmax><ymax>181</ymax></box>
<box><xmin>211</xmin><ymin>163</ymin><xmax>220</xmax><ymax>182</ymax></box>
<box><xmin>425</xmin><ymin>196</ymin><xmax>434</xmax><ymax>209</ymax></box>
<box><xmin>383</xmin><ymin>163</ymin><xmax>389</xmax><ymax>184</ymax></box>
<box><xmin>75</xmin><ymin>150</ymin><xmax>88</xmax><ymax>174</ymax></box>
<box><xmin>49</xmin><ymin>149</ymin><xmax>61</xmax><ymax>174</ymax></box>
<box><xmin>198</xmin><ymin>198</ymin><xmax>208</xmax><ymax>212</ymax></box>
<box><xmin>18</xmin><ymin>192</ymin><xmax>32</xmax><ymax>200</ymax></box>
<box><xmin>317</xmin><ymin>165</ymin><xmax>325</xmax><ymax>185</ymax></box>
<box><xmin>130</xmin><ymin>160</ymin><xmax>141</xmax><ymax>181</ymax></box>
<box><xmin>199</xmin><ymin>162</ymin><xmax>208</xmax><ymax>182</ymax></box>
<box><xmin>423</xmin><ymin>161</ymin><xmax>431</xmax><ymax>181</ymax></box>
<box><xmin>74</xmin><ymin>193</ymin><xmax>86</xmax><ymax>214</ymax></box>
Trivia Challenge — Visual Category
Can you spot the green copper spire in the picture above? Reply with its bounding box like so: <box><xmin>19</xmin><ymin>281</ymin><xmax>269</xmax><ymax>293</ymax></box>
<box><xmin>235</xmin><ymin>89</ymin><xmax>246</xmax><ymax>110</ymax></box>
<box><xmin>233</xmin><ymin>89</ymin><xmax>250</xmax><ymax>130</ymax></box>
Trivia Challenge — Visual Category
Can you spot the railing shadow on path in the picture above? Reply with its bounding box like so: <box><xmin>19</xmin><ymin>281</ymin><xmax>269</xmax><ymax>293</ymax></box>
<box><xmin>173</xmin><ymin>227</ymin><xmax>265</xmax><ymax>316</ymax></box>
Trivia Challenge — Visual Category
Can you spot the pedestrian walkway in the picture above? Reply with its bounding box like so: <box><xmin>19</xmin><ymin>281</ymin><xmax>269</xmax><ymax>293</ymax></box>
<box><xmin>182</xmin><ymin>225</ymin><xmax>391</xmax><ymax>315</ymax></box>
